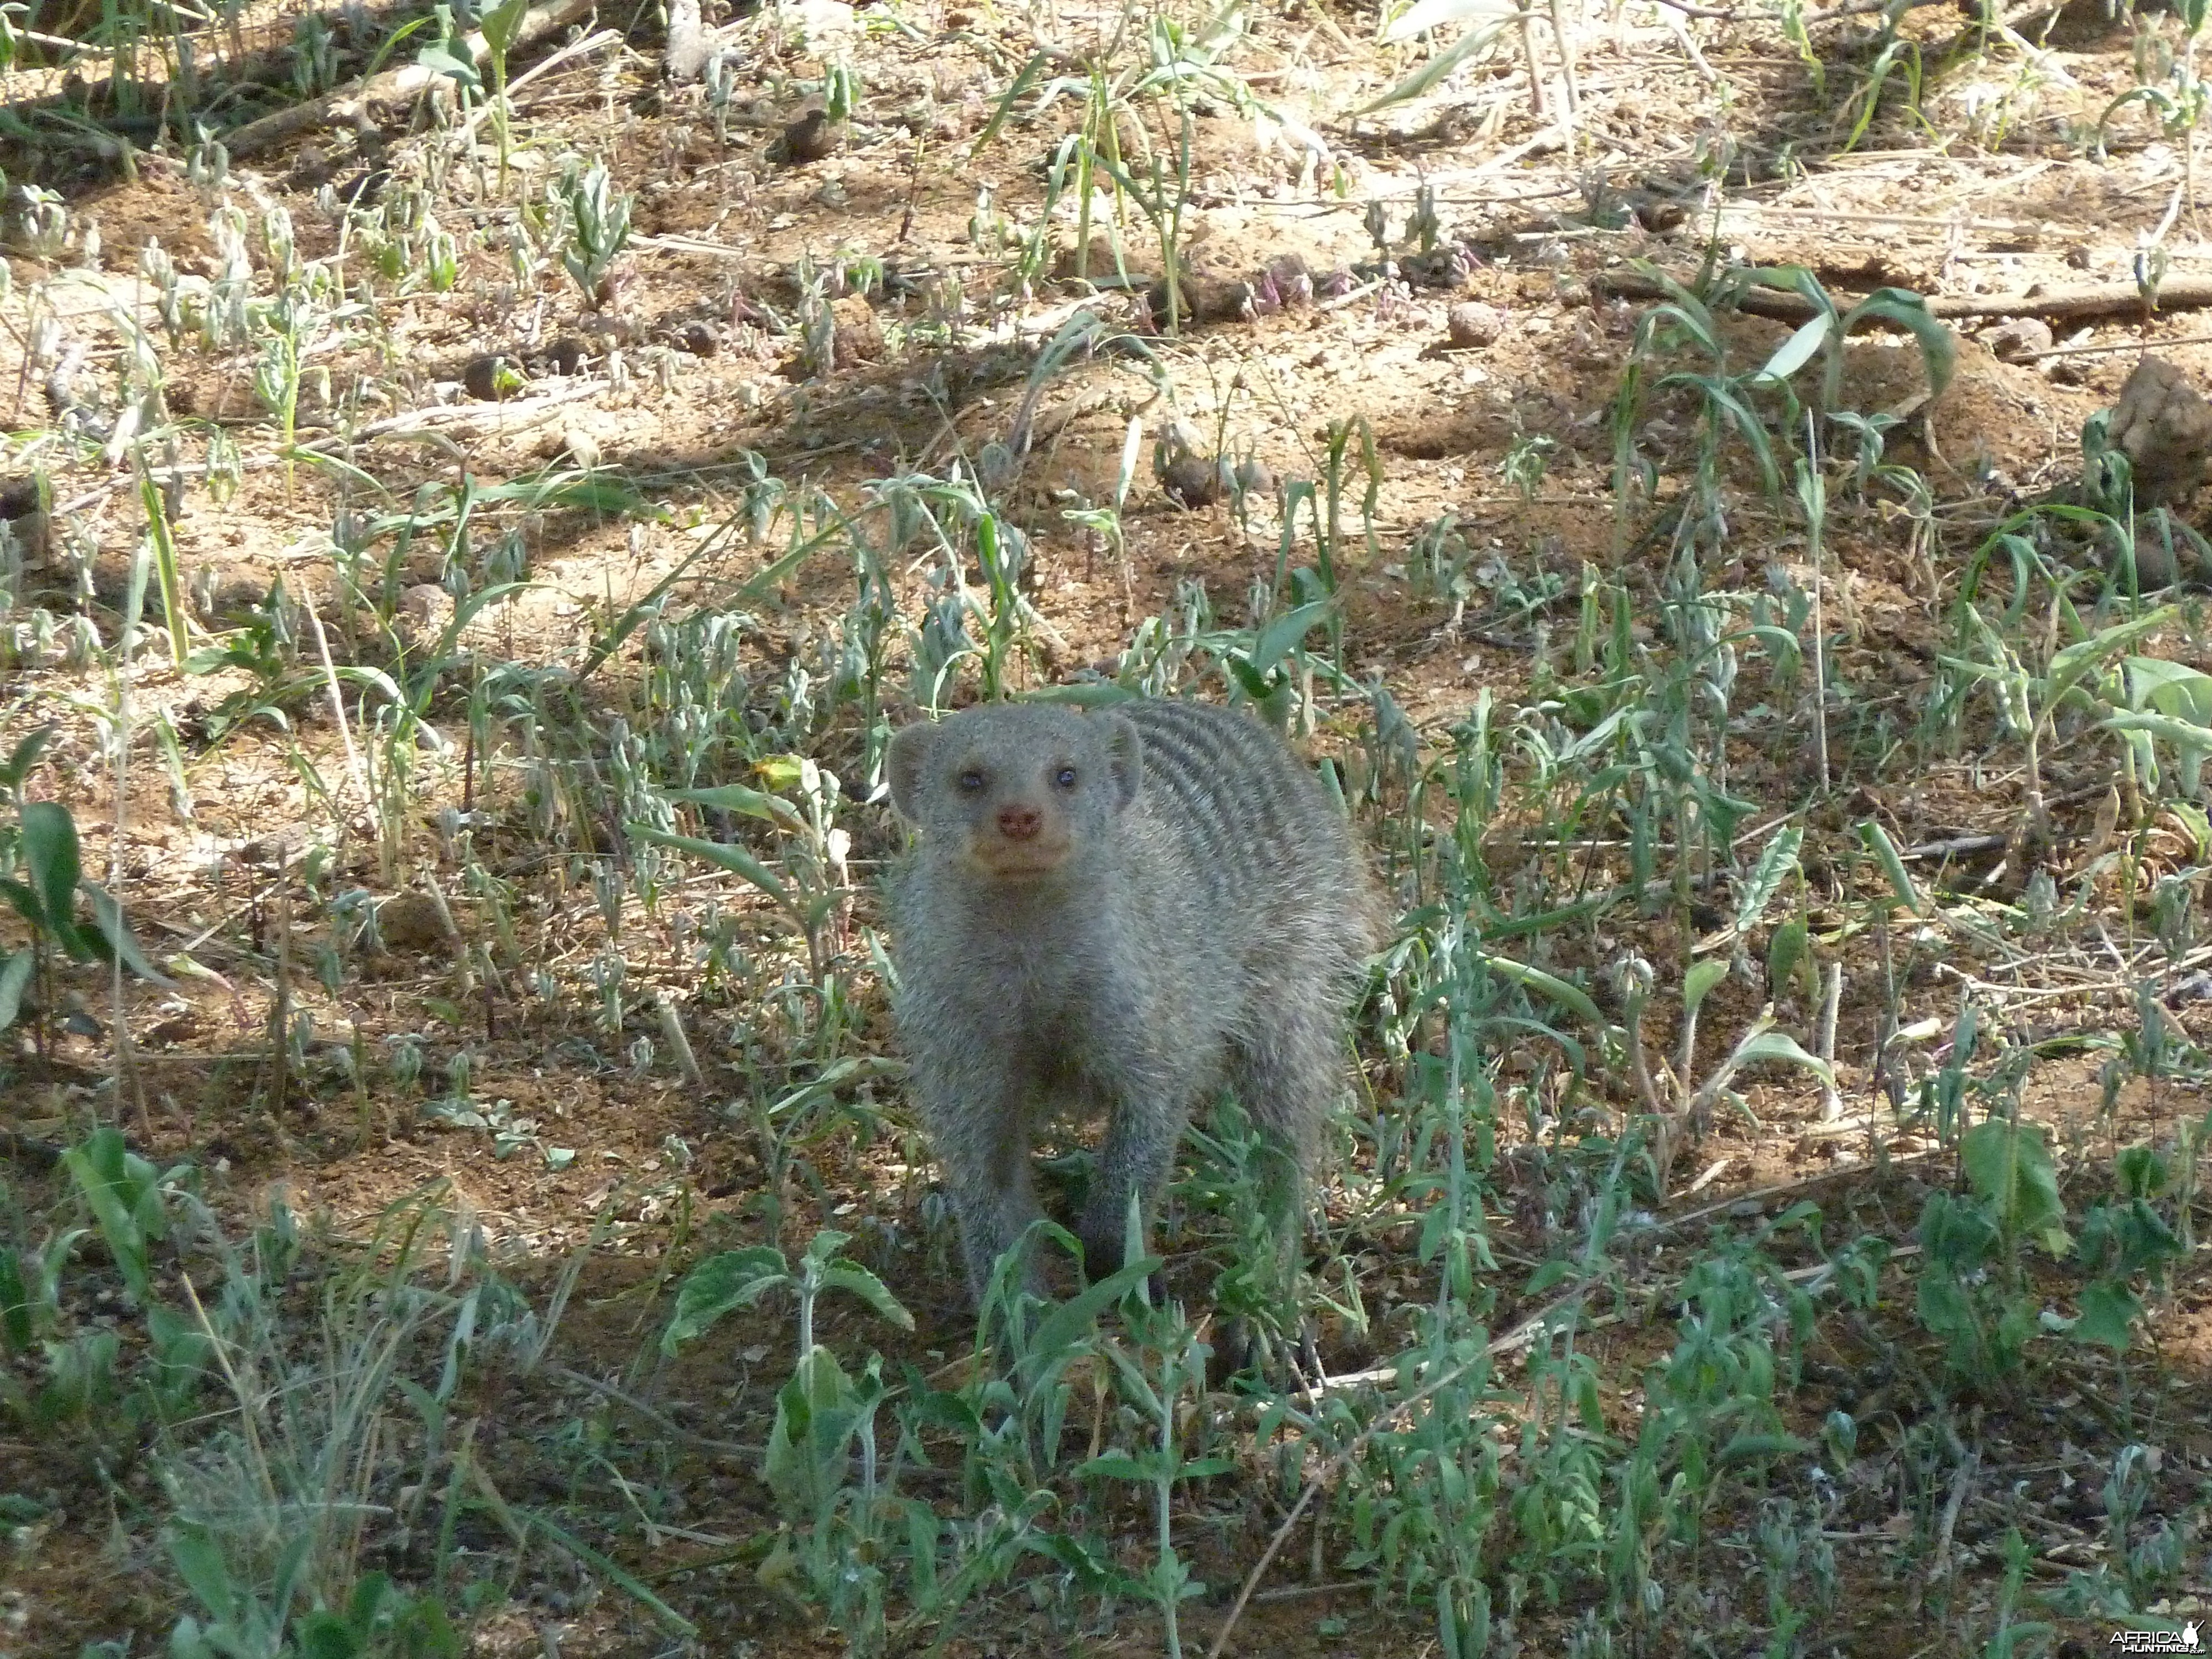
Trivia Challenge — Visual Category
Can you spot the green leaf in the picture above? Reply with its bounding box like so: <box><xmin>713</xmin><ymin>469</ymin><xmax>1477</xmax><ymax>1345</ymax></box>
<box><xmin>627</xmin><ymin>823</ymin><xmax>794</xmax><ymax>911</ymax></box>
<box><xmin>62</xmin><ymin>1128</ymin><xmax>159</xmax><ymax>1303</ymax></box>
<box><xmin>0</xmin><ymin>948</ymin><xmax>32</xmax><ymax>1031</ymax></box>
<box><xmin>1734</xmin><ymin>822</ymin><xmax>1802</xmax><ymax>935</ymax></box>
<box><xmin>503</xmin><ymin>1505</ymin><xmax>696</xmax><ymax>1637</ymax></box>
<box><xmin>1025</xmin><ymin>683</ymin><xmax>1139</xmax><ymax>710</ymax></box>
<box><xmin>166</xmin><ymin>1522</ymin><xmax>238</xmax><ymax>1624</ymax></box>
<box><xmin>2116</xmin><ymin>1145</ymin><xmax>2168</xmax><ymax>1199</ymax></box>
<box><xmin>1660</xmin><ymin>372</ymin><xmax>1780</xmax><ymax>497</ymax></box>
<box><xmin>0</xmin><ymin>1246</ymin><xmax>32</xmax><ymax>1354</ymax></box>
<box><xmin>411</xmin><ymin>580</ymin><xmax>533</xmax><ymax>709</ymax></box>
<box><xmin>295</xmin><ymin>1608</ymin><xmax>366</xmax><ymax>1659</ymax></box>
<box><xmin>1838</xmin><ymin>288</ymin><xmax>1955</xmax><ymax>398</ymax></box>
<box><xmin>1754</xmin><ymin>312</ymin><xmax>1834</xmax><ymax>385</ymax></box>
<box><xmin>0</xmin><ymin>722</ymin><xmax>54</xmax><ymax>791</ymax></box>
<box><xmin>2047</xmin><ymin>605</ymin><xmax>2177</xmax><ymax>710</ymax></box>
<box><xmin>415</xmin><ymin>38</ymin><xmax>482</xmax><ymax>88</ymax></box>
<box><xmin>1731</xmin><ymin>1027</ymin><xmax>1834</xmax><ymax>1085</ymax></box>
<box><xmin>1477</xmin><ymin>952</ymin><xmax>1606</xmax><ymax>1029</ymax></box>
<box><xmin>20</xmin><ymin>801</ymin><xmax>88</xmax><ymax>957</ymax></box>
<box><xmin>1715</xmin><ymin>1432</ymin><xmax>1812</xmax><ymax>1468</ymax></box>
<box><xmin>1245</xmin><ymin>598</ymin><xmax>1337</xmax><ymax>678</ymax></box>
<box><xmin>2103</xmin><ymin>710</ymin><xmax>2212</xmax><ymax>786</ymax></box>
<box><xmin>1767</xmin><ymin>918</ymin><xmax>1810</xmax><ymax>1005</ymax></box>
<box><xmin>1351</xmin><ymin>14</ymin><xmax>1520</xmax><ymax>116</ymax></box>
<box><xmin>1857</xmin><ymin>820</ymin><xmax>1924</xmax><ymax>916</ymax></box>
<box><xmin>480</xmin><ymin>0</ymin><xmax>530</xmax><ymax>54</ymax></box>
<box><xmin>78</xmin><ymin>882</ymin><xmax>178</xmax><ymax>988</ymax></box>
<box><xmin>1682</xmin><ymin>959</ymin><xmax>1729</xmax><ymax>1017</ymax></box>
<box><xmin>764</xmin><ymin>1343</ymin><xmax>885</xmax><ymax>1518</ymax></box>
<box><xmin>664</xmin><ymin>782</ymin><xmax>806</xmax><ymax>831</ymax></box>
<box><xmin>2122</xmin><ymin>653</ymin><xmax>2212</xmax><ymax>722</ymax></box>
<box><xmin>1022</xmin><ymin>1255</ymin><xmax>1162</xmax><ymax>1383</ymax></box>
<box><xmin>1078</xmin><ymin>1453</ymin><xmax>1151</xmax><ymax>1482</ymax></box>
<box><xmin>661</xmin><ymin>1246</ymin><xmax>792</xmax><ymax>1354</ymax></box>
<box><xmin>817</xmin><ymin>1261</ymin><xmax>916</xmax><ymax>1332</ymax></box>
<box><xmin>1914</xmin><ymin>1270</ymin><xmax>1978</xmax><ymax>1356</ymax></box>
<box><xmin>1960</xmin><ymin>1119</ymin><xmax>2069</xmax><ymax>1256</ymax></box>
<box><xmin>2070</xmin><ymin>1279</ymin><xmax>2141</xmax><ymax>1350</ymax></box>
<box><xmin>968</xmin><ymin>48</ymin><xmax>1052</xmax><ymax>156</ymax></box>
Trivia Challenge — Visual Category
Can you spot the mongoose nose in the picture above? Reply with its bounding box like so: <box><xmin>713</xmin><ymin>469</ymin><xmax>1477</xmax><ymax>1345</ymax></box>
<box><xmin>998</xmin><ymin>805</ymin><xmax>1042</xmax><ymax>841</ymax></box>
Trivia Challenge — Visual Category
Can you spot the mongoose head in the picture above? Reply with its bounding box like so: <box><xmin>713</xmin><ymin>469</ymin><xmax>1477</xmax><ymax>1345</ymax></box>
<box><xmin>887</xmin><ymin>703</ymin><xmax>1142</xmax><ymax>881</ymax></box>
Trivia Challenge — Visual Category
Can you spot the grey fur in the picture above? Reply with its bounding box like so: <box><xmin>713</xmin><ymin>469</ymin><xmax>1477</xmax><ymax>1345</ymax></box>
<box><xmin>884</xmin><ymin>697</ymin><xmax>1381</xmax><ymax>1305</ymax></box>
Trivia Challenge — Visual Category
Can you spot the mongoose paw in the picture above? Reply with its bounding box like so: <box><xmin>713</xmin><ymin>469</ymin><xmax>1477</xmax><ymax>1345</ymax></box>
<box><xmin>1207</xmin><ymin>1313</ymin><xmax>1321</xmax><ymax>1390</ymax></box>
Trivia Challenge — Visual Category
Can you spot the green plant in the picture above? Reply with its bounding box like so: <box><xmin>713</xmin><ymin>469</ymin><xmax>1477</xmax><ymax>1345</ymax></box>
<box><xmin>0</xmin><ymin>796</ymin><xmax>169</xmax><ymax>1039</ymax></box>
<box><xmin>555</xmin><ymin>158</ymin><xmax>632</xmax><ymax>307</ymax></box>
<box><xmin>980</xmin><ymin>6</ymin><xmax>1268</xmax><ymax>326</ymax></box>
<box><xmin>663</xmin><ymin>1230</ymin><xmax>916</xmax><ymax>1649</ymax></box>
<box><xmin>1081</xmin><ymin>1254</ymin><xmax>1229</xmax><ymax>1659</ymax></box>
<box><xmin>1914</xmin><ymin>1118</ymin><xmax>2069</xmax><ymax>1384</ymax></box>
<box><xmin>477</xmin><ymin>0</ymin><xmax>531</xmax><ymax>184</ymax></box>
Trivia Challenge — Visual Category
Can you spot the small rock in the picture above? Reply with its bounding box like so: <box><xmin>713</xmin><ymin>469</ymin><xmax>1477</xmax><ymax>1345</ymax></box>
<box><xmin>1161</xmin><ymin>450</ymin><xmax>1226</xmax><ymax>508</ymax></box>
<box><xmin>375</xmin><ymin>890</ymin><xmax>454</xmax><ymax>952</ymax></box>
<box><xmin>1052</xmin><ymin>233</ymin><xmax>1125</xmax><ymax>281</ymax></box>
<box><xmin>776</xmin><ymin>109</ymin><xmax>845</xmax><ymax>164</ymax></box>
<box><xmin>830</xmin><ymin>295</ymin><xmax>883</xmax><ymax>366</ymax></box>
<box><xmin>1985</xmin><ymin>316</ymin><xmax>2053</xmax><ymax>363</ymax></box>
<box><xmin>1399</xmin><ymin>243</ymin><xmax>1476</xmax><ymax>289</ymax></box>
<box><xmin>399</xmin><ymin>584</ymin><xmax>452</xmax><ymax>639</ymax></box>
<box><xmin>145</xmin><ymin>1012</ymin><xmax>200</xmax><ymax>1046</ymax></box>
<box><xmin>1232</xmin><ymin>456</ymin><xmax>1274</xmax><ymax>500</ymax></box>
<box><xmin>2108</xmin><ymin>355</ymin><xmax>2212</xmax><ymax>505</ymax></box>
<box><xmin>0</xmin><ymin>477</ymin><xmax>50</xmax><ymax>565</ymax></box>
<box><xmin>562</xmin><ymin>422</ymin><xmax>602</xmax><ymax>470</ymax></box>
<box><xmin>543</xmin><ymin>336</ymin><xmax>587</xmax><ymax>375</ymax></box>
<box><xmin>462</xmin><ymin>353</ymin><xmax>524</xmax><ymax>402</ymax></box>
<box><xmin>1447</xmin><ymin>301</ymin><xmax>1503</xmax><ymax>349</ymax></box>
<box><xmin>1628</xmin><ymin>190</ymin><xmax>1688</xmax><ymax>232</ymax></box>
<box><xmin>335</xmin><ymin>168</ymin><xmax>388</xmax><ymax>208</ymax></box>
<box><xmin>1147</xmin><ymin>274</ymin><xmax>1251</xmax><ymax>329</ymax></box>
<box><xmin>232</xmin><ymin>825</ymin><xmax>313</xmax><ymax>869</ymax></box>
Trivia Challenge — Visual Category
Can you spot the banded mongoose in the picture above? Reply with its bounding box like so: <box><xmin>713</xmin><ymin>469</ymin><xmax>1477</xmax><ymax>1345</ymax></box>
<box><xmin>885</xmin><ymin>697</ymin><xmax>1380</xmax><ymax>1306</ymax></box>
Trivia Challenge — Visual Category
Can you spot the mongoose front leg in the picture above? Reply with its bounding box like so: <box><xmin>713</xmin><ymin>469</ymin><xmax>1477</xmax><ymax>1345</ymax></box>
<box><xmin>912</xmin><ymin>1053</ymin><xmax>1045</xmax><ymax>1304</ymax></box>
<box><xmin>1077</xmin><ymin>1085</ymin><xmax>1192</xmax><ymax>1286</ymax></box>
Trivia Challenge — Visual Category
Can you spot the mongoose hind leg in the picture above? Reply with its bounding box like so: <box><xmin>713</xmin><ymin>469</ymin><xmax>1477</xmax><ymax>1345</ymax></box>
<box><xmin>1231</xmin><ymin>996</ymin><xmax>1349</xmax><ymax>1259</ymax></box>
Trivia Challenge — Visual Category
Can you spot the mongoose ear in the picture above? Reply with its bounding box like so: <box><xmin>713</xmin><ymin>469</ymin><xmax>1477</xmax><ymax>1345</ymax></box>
<box><xmin>1103</xmin><ymin>715</ymin><xmax>1143</xmax><ymax>812</ymax></box>
<box><xmin>886</xmin><ymin>722</ymin><xmax>937</xmax><ymax>821</ymax></box>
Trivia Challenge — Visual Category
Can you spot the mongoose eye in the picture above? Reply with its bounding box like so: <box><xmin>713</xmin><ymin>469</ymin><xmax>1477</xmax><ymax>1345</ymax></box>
<box><xmin>958</xmin><ymin>770</ymin><xmax>985</xmax><ymax>793</ymax></box>
<box><xmin>1055</xmin><ymin>767</ymin><xmax>1077</xmax><ymax>789</ymax></box>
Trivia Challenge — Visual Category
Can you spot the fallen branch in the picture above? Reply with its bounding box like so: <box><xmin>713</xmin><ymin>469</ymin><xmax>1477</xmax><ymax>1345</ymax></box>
<box><xmin>1597</xmin><ymin>269</ymin><xmax>2212</xmax><ymax>325</ymax></box>
<box><xmin>220</xmin><ymin>0</ymin><xmax>600</xmax><ymax>159</ymax></box>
